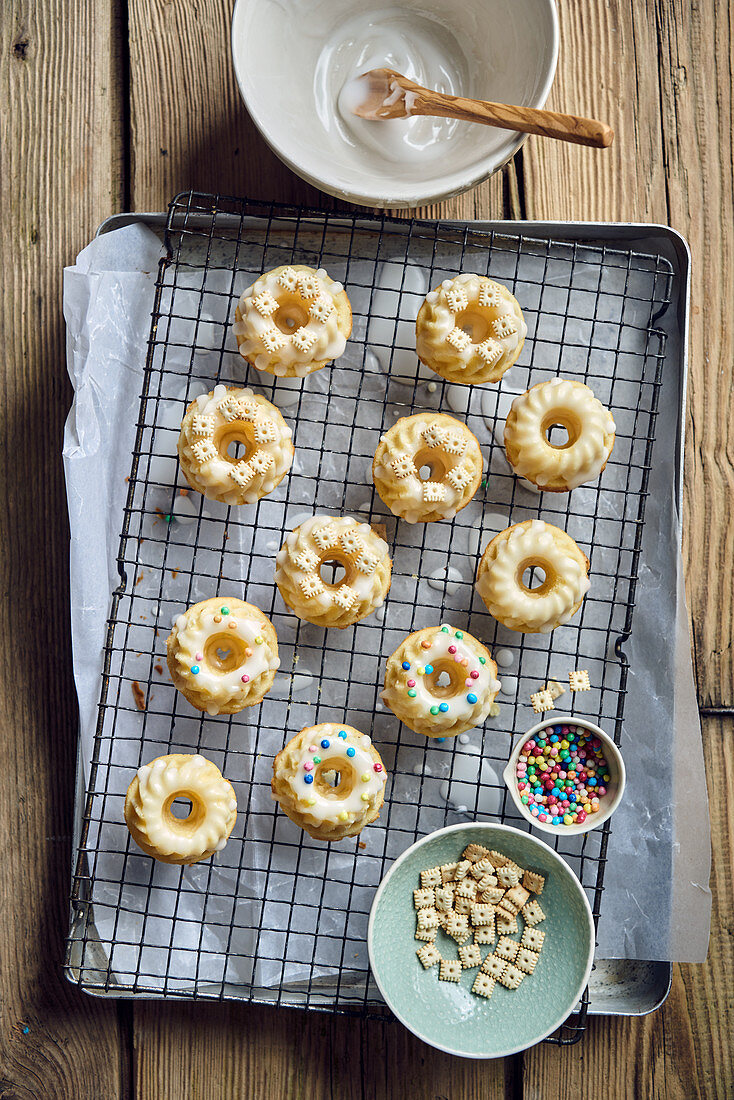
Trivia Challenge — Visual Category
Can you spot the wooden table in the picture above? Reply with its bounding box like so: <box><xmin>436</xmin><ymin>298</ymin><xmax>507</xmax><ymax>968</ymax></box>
<box><xmin>1</xmin><ymin>2</ymin><xmax>732</xmax><ymax>1096</ymax></box>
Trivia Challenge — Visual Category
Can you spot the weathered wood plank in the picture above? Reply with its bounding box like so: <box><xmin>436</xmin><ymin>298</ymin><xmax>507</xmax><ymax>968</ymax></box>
<box><xmin>0</xmin><ymin>2</ymin><xmax>127</xmax><ymax>1097</ymax></box>
<box><xmin>521</xmin><ymin>0</ymin><xmax>734</xmax><ymax>704</ymax></box>
<box><xmin>654</xmin><ymin>0</ymin><xmax>734</xmax><ymax>706</ymax></box>
<box><xmin>133</xmin><ymin>1000</ymin><xmax>508</xmax><ymax>1100</ymax></box>
<box><xmin>523</xmin><ymin>714</ymin><xmax>731</xmax><ymax>1099</ymax></box>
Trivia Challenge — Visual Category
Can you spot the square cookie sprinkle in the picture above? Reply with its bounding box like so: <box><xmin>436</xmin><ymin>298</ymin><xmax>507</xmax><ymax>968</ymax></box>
<box><xmin>413</xmin><ymin>848</ymin><xmax>550</xmax><ymax>1002</ymax></box>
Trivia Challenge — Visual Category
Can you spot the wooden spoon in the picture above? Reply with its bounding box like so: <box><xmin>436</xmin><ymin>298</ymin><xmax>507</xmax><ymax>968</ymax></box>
<box><xmin>351</xmin><ymin>68</ymin><xmax>613</xmax><ymax>149</ymax></box>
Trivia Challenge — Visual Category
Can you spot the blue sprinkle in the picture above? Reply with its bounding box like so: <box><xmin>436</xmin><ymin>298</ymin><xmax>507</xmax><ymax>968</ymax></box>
<box><xmin>402</xmin><ymin>661</ymin><xmax>411</xmax><ymax>670</ymax></box>
<box><xmin>304</xmin><ymin>774</ymin><xmax>314</xmax><ymax>784</ymax></box>
<box><xmin>346</xmin><ymin>746</ymin><xmax>356</xmax><ymax>757</ymax></box>
<box><xmin>439</xmin><ymin>703</ymin><xmax>449</xmax><ymax>713</ymax></box>
<box><xmin>437</xmin><ymin>737</ymin><xmax>446</xmax><ymax>743</ymax></box>
<box><xmin>552</xmin><ymin>815</ymin><xmax>561</xmax><ymax>824</ymax></box>
<box><xmin>321</xmin><ymin>739</ymin><xmax>330</xmax><ymax>749</ymax></box>
<box><xmin>424</xmin><ymin>664</ymin><xmax>434</xmax><ymax>674</ymax></box>
<box><xmin>191</xmin><ymin>665</ymin><xmax>200</xmax><ymax>675</ymax></box>
<box><xmin>467</xmin><ymin>693</ymin><xmax>478</xmax><ymax>704</ymax></box>
<box><xmin>338</xmin><ymin>730</ymin><xmax>347</xmax><ymax>739</ymax></box>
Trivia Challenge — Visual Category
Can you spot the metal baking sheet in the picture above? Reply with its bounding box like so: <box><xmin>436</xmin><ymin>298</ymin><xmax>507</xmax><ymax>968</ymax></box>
<box><xmin>65</xmin><ymin>204</ymin><xmax>689</xmax><ymax>1021</ymax></box>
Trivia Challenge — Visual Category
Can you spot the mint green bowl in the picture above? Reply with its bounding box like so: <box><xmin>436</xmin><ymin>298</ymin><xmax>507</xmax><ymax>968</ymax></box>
<box><xmin>367</xmin><ymin>823</ymin><xmax>594</xmax><ymax>1058</ymax></box>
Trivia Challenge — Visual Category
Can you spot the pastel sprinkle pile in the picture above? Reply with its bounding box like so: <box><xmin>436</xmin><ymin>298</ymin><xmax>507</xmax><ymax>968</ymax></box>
<box><xmin>516</xmin><ymin>724</ymin><xmax>611</xmax><ymax>826</ymax></box>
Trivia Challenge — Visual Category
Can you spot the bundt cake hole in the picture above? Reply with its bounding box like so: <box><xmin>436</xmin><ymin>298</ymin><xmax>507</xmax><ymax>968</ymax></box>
<box><xmin>314</xmin><ymin>762</ymin><xmax>356</xmax><ymax>799</ymax></box>
<box><xmin>215</xmin><ymin>421</ymin><xmax>257</xmax><ymax>464</ymax></box>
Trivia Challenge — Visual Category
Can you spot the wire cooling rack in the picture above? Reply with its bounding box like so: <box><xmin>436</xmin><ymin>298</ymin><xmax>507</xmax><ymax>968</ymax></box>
<box><xmin>66</xmin><ymin>192</ymin><xmax>674</xmax><ymax>1043</ymax></box>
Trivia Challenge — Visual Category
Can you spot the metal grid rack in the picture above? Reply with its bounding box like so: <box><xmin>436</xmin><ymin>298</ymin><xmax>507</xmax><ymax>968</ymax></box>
<box><xmin>66</xmin><ymin>192</ymin><xmax>674</xmax><ymax>1044</ymax></box>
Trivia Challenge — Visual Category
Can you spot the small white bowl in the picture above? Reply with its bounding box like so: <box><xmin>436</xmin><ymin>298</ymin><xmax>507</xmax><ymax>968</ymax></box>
<box><xmin>231</xmin><ymin>0</ymin><xmax>559</xmax><ymax>208</ymax></box>
<box><xmin>503</xmin><ymin>716</ymin><xmax>626</xmax><ymax>837</ymax></box>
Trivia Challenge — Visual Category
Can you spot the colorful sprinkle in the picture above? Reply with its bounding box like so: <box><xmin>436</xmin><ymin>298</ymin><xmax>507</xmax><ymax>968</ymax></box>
<box><xmin>515</xmin><ymin>724</ymin><xmax>612</xmax><ymax>828</ymax></box>
<box><xmin>338</xmin><ymin>811</ymin><xmax>349</xmax><ymax>822</ymax></box>
<box><xmin>241</xmin><ymin>674</ymin><xmax>250</xmax><ymax>683</ymax></box>
<box><xmin>304</xmin><ymin>774</ymin><xmax>314</xmax><ymax>784</ymax></box>
<box><xmin>437</xmin><ymin>737</ymin><xmax>445</xmax><ymax>742</ymax></box>
<box><xmin>408</xmin><ymin>689</ymin><xmax>417</xmax><ymax>698</ymax></box>
<box><xmin>430</xmin><ymin>706</ymin><xmax>439</xmax><ymax>715</ymax></box>
<box><xmin>306</xmin><ymin>796</ymin><xmax>317</xmax><ymax>806</ymax></box>
<box><xmin>455</xmin><ymin>630</ymin><xmax>464</xmax><ymax>639</ymax></box>
<box><xmin>190</xmin><ymin>665</ymin><xmax>200</xmax><ymax>675</ymax></box>
<box><xmin>221</xmin><ymin>607</ymin><xmax>230</xmax><ymax>615</ymax></box>
<box><xmin>361</xmin><ymin>792</ymin><xmax>370</xmax><ymax>802</ymax></box>
<box><xmin>441</xmin><ymin>626</ymin><xmax>449</xmax><ymax>633</ymax></box>
<box><xmin>373</xmin><ymin>763</ymin><xmax>383</xmax><ymax>772</ymax></box>
<box><xmin>361</xmin><ymin>773</ymin><xmax>370</xmax><ymax>782</ymax></box>
<box><xmin>479</xmin><ymin>657</ymin><xmax>486</xmax><ymax>665</ymax></box>
<box><xmin>407</xmin><ymin>679</ymin><xmax>416</xmax><ymax>688</ymax></box>
<box><xmin>448</xmin><ymin>645</ymin><xmax>457</xmax><ymax>654</ymax></box>
<box><xmin>425</xmin><ymin>664</ymin><xmax>434</xmax><ymax>674</ymax></box>
<box><xmin>313</xmin><ymin>755</ymin><xmax>322</xmax><ymax>764</ymax></box>
<box><xmin>346</xmin><ymin>746</ymin><xmax>356</xmax><ymax>757</ymax></box>
<box><xmin>338</xmin><ymin>730</ymin><xmax>348</xmax><ymax>739</ymax></box>
<box><xmin>303</xmin><ymin>762</ymin><xmax>314</xmax><ymax>772</ymax></box>
<box><xmin>245</xmin><ymin>647</ymin><xmax>253</xmax><ymax>657</ymax></box>
<box><xmin>470</xmin><ymin>670</ymin><xmax>480</xmax><ymax>680</ymax></box>
<box><xmin>255</xmin><ymin>636</ymin><xmax>263</xmax><ymax>645</ymax></box>
<box><xmin>421</xmin><ymin>640</ymin><xmax>432</xmax><ymax>649</ymax></box>
<box><xmin>196</xmin><ymin>652</ymin><xmax>203</xmax><ymax>661</ymax></box>
<box><xmin>214</xmin><ymin>614</ymin><xmax>222</xmax><ymax>623</ymax></box>
<box><xmin>228</xmin><ymin>620</ymin><xmax>237</xmax><ymax>629</ymax></box>
<box><xmin>321</xmin><ymin>739</ymin><xmax>330</xmax><ymax>749</ymax></box>
<box><xmin>308</xmin><ymin>745</ymin><xmax>317</xmax><ymax>753</ymax></box>
<box><xmin>467</xmin><ymin>693</ymin><xmax>478</xmax><ymax>704</ymax></box>
<box><xmin>439</xmin><ymin>703</ymin><xmax>449</xmax><ymax>713</ymax></box>
<box><xmin>402</xmin><ymin>661</ymin><xmax>411</xmax><ymax>670</ymax></box>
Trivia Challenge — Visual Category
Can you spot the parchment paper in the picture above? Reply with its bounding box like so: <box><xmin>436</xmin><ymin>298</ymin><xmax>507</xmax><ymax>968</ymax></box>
<box><xmin>63</xmin><ymin>222</ymin><xmax>710</xmax><ymax>1001</ymax></box>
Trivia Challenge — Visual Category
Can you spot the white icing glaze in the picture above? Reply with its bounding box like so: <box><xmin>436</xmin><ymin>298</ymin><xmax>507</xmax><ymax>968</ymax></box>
<box><xmin>133</xmin><ymin>754</ymin><xmax>236</xmax><ymax>860</ymax></box>
<box><xmin>505</xmin><ymin>378</ymin><xmax>616</xmax><ymax>490</ymax></box>
<box><xmin>373</xmin><ymin>413</ymin><xmax>482</xmax><ymax>523</ymax></box>
<box><xmin>178</xmin><ymin>384</ymin><xmax>293</xmax><ymax>505</ymax></box>
<box><xmin>170</xmin><ymin>599</ymin><xmax>280</xmax><ymax>715</ymax></box>
<box><xmin>476</xmin><ymin>520</ymin><xmax>590</xmax><ymax>633</ymax></box>
<box><xmin>382</xmin><ymin>624</ymin><xmax>501</xmax><ymax>736</ymax></box>
<box><xmin>284</xmin><ymin>726</ymin><xmax>386</xmax><ymax>827</ymax></box>
<box><xmin>416</xmin><ymin>274</ymin><xmax>527</xmax><ymax>382</ymax></box>
<box><xmin>234</xmin><ymin>267</ymin><xmax>347</xmax><ymax>377</ymax></box>
<box><xmin>275</xmin><ymin>514</ymin><xmax>390</xmax><ymax>624</ymax></box>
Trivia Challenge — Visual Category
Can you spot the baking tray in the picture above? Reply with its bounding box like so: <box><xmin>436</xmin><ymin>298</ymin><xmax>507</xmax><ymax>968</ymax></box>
<box><xmin>65</xmin><ymin>195</ymin><xmax>688</xmax><ymax>1031</ymax></box>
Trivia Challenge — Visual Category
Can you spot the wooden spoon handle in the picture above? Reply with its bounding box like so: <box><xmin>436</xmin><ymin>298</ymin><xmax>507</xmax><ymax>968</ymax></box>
<box><xmin>410</xmin><ymin>90</ymin><xmax>613</xmax><ymax>148</ymax></box>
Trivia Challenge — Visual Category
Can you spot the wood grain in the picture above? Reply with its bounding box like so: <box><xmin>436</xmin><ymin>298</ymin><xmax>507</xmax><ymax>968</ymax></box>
<box><xmin>0</xmin><ymin>2</ymin><xmax>127</xmax><ymax>1097</ymax></box>
<box><xmin>654</xmin><ymin>0</ymin><xmax>734</xmax><ymax>707</ymax></box>
<box><xmin>133</xmin><ymin>1001</ymin><xmax>509</xmax><ymax>1100</ymax></box>
<box><xmin>522</xmin><ymin>714</ymin><xmax>732</xmax><ymax>1100</ymax></box>
<box><xmin>520</xmin><ymin>0</ymin><xmax>734</xmax><ymax>705</ymax></box>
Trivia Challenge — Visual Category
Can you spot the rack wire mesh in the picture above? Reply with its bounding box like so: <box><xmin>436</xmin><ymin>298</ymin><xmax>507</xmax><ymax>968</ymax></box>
<box><xmin>66</xmin><ymin>192</ymin><xmax>674</xmax><ymax>1043</ymax></box>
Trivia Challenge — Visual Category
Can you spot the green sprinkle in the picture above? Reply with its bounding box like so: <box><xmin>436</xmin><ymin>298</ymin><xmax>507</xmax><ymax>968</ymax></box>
<box><xmin>313</xmin><ymin>755</ymin><xmax>321</xmax><ymax>764</ymax></box>
<box><xmin>221</xmin><ymin>607</ymin><xmax>230</xmax><ymax>615</ymax></box>
<box><xmin>455</xmin><ymin>630</ymin><xmax>464</xmax><ymax>639</ymax></box>
<box><xmin>479</xmin><ymin>657</ymin><xmax>486</xmax><ymax>665</ymax></box>
<box><xmin>407</xmin><ymin>689</ymin><xmax>417</xmax><ymax>698</ymax></box>
<box><xmin>441</xmin><ymin>626</ymin><xmax>449</xmax><ymax>633</ymax></box>
<box><xmin>481</xmin><ymin>478</ymin><xmax>487</xmax><ymax>488</ymax></box>
<box><xmin>430</xmin><ymin>705</ymin><xmax>439</xmax><ymax>715</ymax></box>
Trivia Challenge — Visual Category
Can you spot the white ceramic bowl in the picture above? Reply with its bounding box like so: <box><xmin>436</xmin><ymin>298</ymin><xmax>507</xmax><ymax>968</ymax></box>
<box><xmin>231</xmin><ymin>0</ymin><xmax>559</xmax><ymax>208</ymax></box>
<box><xmin>503</xmin><ymin>716</ymin><xmax>626</xmax><ymax>837</ymax></box>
